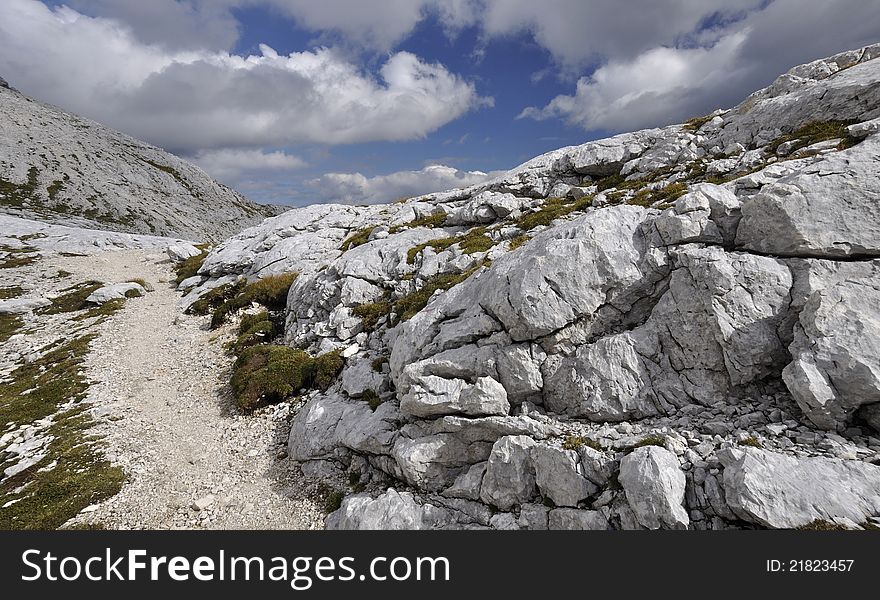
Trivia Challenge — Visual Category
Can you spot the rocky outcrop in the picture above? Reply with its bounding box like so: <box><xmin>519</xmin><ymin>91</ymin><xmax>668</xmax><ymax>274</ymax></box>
<box><xmin>719</xmin><ymin>447</ymin><xmax>880</xmax><ymax>528</ymax></box>
<box><xmin>187</xmin><ymin>44</ymin><xmax>880</xmax><ymax>530</ymax></box>
<box><xmin>0</xmin><ymin>83</ymin><xmax>283</xmax><ymax>242</ymax></box>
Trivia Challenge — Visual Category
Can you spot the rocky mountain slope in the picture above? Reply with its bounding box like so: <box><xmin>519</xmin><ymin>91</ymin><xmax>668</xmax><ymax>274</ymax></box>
<box><xmin>185</xmin><ymin>44</ymin><xmax>880</xmax><ymax>530</ymax></box>
<box><xmin>0</xmin><ymin>78</ymin><xmax>283</xmax><ymax>242</ymax></box>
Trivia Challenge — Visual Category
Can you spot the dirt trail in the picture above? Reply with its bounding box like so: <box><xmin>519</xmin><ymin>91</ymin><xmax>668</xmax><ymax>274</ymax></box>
<box><xmin>69</xmin><ymin>251</ymin><xmax>323</xmax><ymax>529</ymax></box>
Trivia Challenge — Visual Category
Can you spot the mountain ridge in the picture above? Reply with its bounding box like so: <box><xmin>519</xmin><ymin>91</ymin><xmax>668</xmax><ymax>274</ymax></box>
<box><xmin>0</xmin><ymin>80</ymin><xmax>285</xmax><ymax>242</ymax></box>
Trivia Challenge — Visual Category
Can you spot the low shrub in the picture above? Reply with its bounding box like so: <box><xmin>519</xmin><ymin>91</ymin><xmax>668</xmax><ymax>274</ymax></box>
<box><xmin>230</xmin><ymin>345</ymin><xmax>344</xmax><ymax>411</ymax></box>
<box><xmin>173</xmin><ymin>250</ymin><xmax>209</xmax><ymax>285</ymax></box>
<box><xmin>210</xmin><ymin>273</ymin><xmax>298</xmax><ymax>327</ymax></box>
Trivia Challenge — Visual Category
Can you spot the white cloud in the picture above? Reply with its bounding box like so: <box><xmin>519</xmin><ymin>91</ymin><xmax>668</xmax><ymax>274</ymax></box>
<box><xmin>518</xmin><ymin>31</ymin><xmax>750</xmax><ymax>131</ymax></box>
<box><xmin>0</xmin><ymin>0</ymin><xmax>490</xmax><ymax>153</ymax></box>
<box><xmin>307</xmin><ymin>164</ymin><xmax>500</xmax><ymax>204</ymax></box>
<box><xmin>66</xmin><ymin>0</ymin><xmax>240</xmax><ymax>51</ymax></box>
<box><xmin>191</xmin><ymin>149</ymin><xmax>306</xmax><ymax>182</ymax></box>
<box><xmin>517</xmin><ymin>0</ymin><xmax>880</xmax><ymax>133</ymax></box>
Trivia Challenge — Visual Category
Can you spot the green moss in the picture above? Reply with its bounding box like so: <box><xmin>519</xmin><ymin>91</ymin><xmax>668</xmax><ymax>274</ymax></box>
<box><xmin>0</xmin><ymin>406</ymin><xmax>124</xmax><ymax>530</ymax></box>
<box><xmin>37</xmin><ymin>281</ymin><xmax>103</xmax><ymax>315</ymax></box>
<box><xmin>324</xmin><ymin>489</ymin><xmax>345</xmax><ymax>513</ymax></box>
<box><xmin>47</xmin><ymin>178</ymin><xmax>66</xmax><ymax>202</ymax></box>
<box><xmin>0</xmin><ymin>285</ymin><xmax>24</xmax><ymax>299</ymax></box>
<box><xmin>72</xmin><ymin>299</ymin><xmax>126</xmax><ymax>323</ymax></box>
<box><xmin>0</xmin><ymin>166</ymin><xmax>40</xmax><ymax>209</ymax></box>
<box><xmin>0</xmin><ymin>314</ymin><xmax>24</xmax><ymax>343</ymax></box>
<box><xmin>627</xmin><ymin>182</ymin><xmax>687</xmax><ymax>208</ymax></box>
<box><xmin>340</xmin><ymin>227</ymin><xmax>375</xmax><ymax>252</ymax></box>
<box><xmin>766</xmin><ymin>119</ymin><xmax>858</xmax><ymax>156</ymax></box>
<box><xmin>232</xmin><ymin>320</ymin><xmax>275</xmax><ymax>355</ymax></box>
<box><xmin>173</xmin><ymin>250</ymin><xmax>209</xmax><ymax>285</ymax></box>
<box><xmin>230</xmin><ymin>346</ymin><xmax>344</xmax><ymax>411</ymax></box>
<box><xmin>311</xmin><ymin>350</ymin><xmax>344</xmax><ymax>391</ymax></box>
<box><xmin>514</xmin><ymin>195</ymin><xmax>593</xmax><ymax>231</ymax></box>
<box><xmin>239</xmin><ymin>311</ymin><xmax>270</xmax><ymax>334</ymax></box>
<box><xmin>394</xmin><ymin>263</ymin><xmax>482</xmax><ymax>322</ymax></box>
<box><xmin>231</xmin><ymin>345</ymin><xmax>312</xmax><ymax>410</ymax></box>
<box><xmin>209</xmin><ymin>273</ymin><xmax>298</xmax><ymax>327</ymax></box>
<box><xmin>406</xmin><ymin>227</ymin><xmax>496</xmax><ymax>264</ymax></box>
<box><xmin>0</xmin><ymin>243</ymin><xmax>39</xmax><ymax>269</ymax></box>
<box><xmin>562</xmin><ymin>435</ymin><xmax>603</xmax><ymax>452</ymax></box>
<box><xmin>352</xmin><ymin>300</ymin><xmax>392</xmax><ymax>331</ymax></box>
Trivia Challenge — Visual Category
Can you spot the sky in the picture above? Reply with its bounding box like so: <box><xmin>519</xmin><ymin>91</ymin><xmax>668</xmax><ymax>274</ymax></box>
<box><xmin>1</xmin><ymin>1</ymin><xmax>879</xmax><ymax>206</ymax></box>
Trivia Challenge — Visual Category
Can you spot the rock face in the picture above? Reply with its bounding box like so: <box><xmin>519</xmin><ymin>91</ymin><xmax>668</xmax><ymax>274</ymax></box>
<box><xmin>0</xmin><ymin>83</ymin><xmax>283</xmax><ymax>242</ymax></box>
<box><xmin>186</xmin><ymin>44</ymin><xmax>880</xmax><ymax>530</ymax></box>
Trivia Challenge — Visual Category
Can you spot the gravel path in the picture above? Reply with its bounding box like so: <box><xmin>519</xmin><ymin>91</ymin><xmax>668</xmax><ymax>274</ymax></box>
<box><xmin>70</xmin><ymin>251</ymin><xmax>323</xmax><ymax>529</ymax></box>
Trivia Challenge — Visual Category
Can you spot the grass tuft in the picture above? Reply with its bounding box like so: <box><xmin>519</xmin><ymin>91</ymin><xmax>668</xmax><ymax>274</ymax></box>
<box><xmin>230</xmin><ymin>346</ymin><xmax>344</xmax><ymax>411</ymax></box>
<box><xmin>340</xmin><ymin>227</ymin><xmax>375</xmax><ymax>252</ymax></box>
<box><xmin>514</xmin><ymin>196</ymin><xmax>593</xmax><ymax>231</ymax></box>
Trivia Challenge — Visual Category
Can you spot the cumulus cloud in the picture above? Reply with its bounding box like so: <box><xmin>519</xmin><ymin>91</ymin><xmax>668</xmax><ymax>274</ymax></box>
<box><xmin>518</xmin><ymin>0</ymin><xmax>880</xmax><ymax>132</ymax></box>
<box><xmin>307</xmin><ymin>164</ymin><xmax>501</xmax><ymax>204</ymax></box>
<box><xmin>0</xmin><ymin>0</ymin><xmax>490</xmax><ymax>153</ymax></box>
<box><xmin>518</xmin><ymin>31</ymin><xmax>750</xmax><ymax>131</ymax></box>
<box><xmin>191</xmin><ymin>149</ymin><xmax>306</xmax><ymax>182</ymax></box>
<box><xmin>66</xmin><ymin>0</ymin><xmax>240</xmax><ymax>51</ymax></box>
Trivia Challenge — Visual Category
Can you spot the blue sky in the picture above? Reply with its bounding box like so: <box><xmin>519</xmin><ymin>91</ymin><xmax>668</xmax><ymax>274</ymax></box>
<box><xmin>2</xmin><ymin>1</ymin><xmax>879</xmax><ymax>205</ymax></box>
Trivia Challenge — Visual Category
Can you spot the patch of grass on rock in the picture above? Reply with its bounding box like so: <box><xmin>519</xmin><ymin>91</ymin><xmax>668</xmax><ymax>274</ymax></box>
<box><xmin>514</xmin><ymin>196</ymin><xmax>593</xmax><ymax>231</ymax></box>
<box><xmin>0</xmin><ymin>285</ymin><xmax>24</xmax><ymax>299</ymax></box>
<box><xmin>0</xmin><ymin>406</ymin><xmax>124</xmax><ymax>530</ymax></box>
<box><xmin>0</xmin><ymin>314</ymin><xmax>24</xmax><ymax>343</ymax></box>
<box><xmin>230</xmin><ymin>346</ymin><xmax>344</xmax><ymax>411</ymax></box>
<box><xmin>210</xmin><ymin>273</ymin><xmax>298</xmax><ymax>327</ymax></box>
<box><xmin>37</xmin><ymin>281</ymin><xmax>103</xmax><ymax>315</ymax></box>
<box><xmin>562</xmin><ymin>435</ymin><xmax>602</xmax><ymax>452</ymax></box>
<box><xmin>766</xmin><ymin>119</ymin><xmax>859</xmax><ymax>155</ymax></box>
<box><xmin>340</xmin><ymin>227</ymin><xmax>375</xmax><ymax>252</ymax></box>
<box><xmin>173</xmin><ymin>250</ymin><xmax>209</xmax><ymax>285</ymax></box>
<box><xmin>352</xmin><ymin>299</ymin><xmax>392</xmax><ymax>331</ymax></box>
<box><xmin>394</xmin><ymin>264</ymin><xmax>482</xmax><ymax>322</ymax></box>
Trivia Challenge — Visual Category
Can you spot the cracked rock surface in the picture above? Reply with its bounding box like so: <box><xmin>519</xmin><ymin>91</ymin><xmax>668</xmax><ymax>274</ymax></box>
<box><xmin>175</xmin><ymin>43</ymin><xmax>880</xmax><ymax>530</ymax></box>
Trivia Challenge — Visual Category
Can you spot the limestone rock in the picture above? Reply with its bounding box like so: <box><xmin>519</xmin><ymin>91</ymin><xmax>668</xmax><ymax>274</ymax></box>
<box><xmin>719</xmin><ymin>447</ymin><xmax>880</xmax><ymax>529</ymax></box>
<box><xmin>166</xmin><ymin>243</ymin><xmax>201</xmax><ymax>262</ymax></box>
<box><xmin>326</xmin><ymin>489</ymin><xmax>456</xmax><ymax>530</ymax></box>
<box><xmin>619</xmin><ymin>446</ymin><xmax>689</xmax><ymax>530</ymax></box>
<box><xmin>548</xmin><ymin>508</ymin><xmax>609</xmax><ymax>530</ymax></box>
<box><xmin>531</xmin><ymin>444</ymin><xmax>597</xmax><ymax>507</ymax></box>
<box><xmin>86</xmin><ymin>282</ymin><xmax>146</xmax><ymax>304</ymax></box>
<box><xmin>479</xmin><ymin>435</ymin><xmax>537</xmax><ymax>510</ymax></box>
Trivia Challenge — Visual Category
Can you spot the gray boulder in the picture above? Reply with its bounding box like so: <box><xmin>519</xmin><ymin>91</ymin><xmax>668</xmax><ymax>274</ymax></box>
<box><xmin>531</xmin><ymin>444</ymin><xmax>597</xmax><ymax>507</ymax></box>
<box><xmin>619</xmin><ymin>446</ymin><xmax>689</xmax><ymax>530</ymax></box>
<box><xmin>548</xmin><ymin>508</ymin><xmax>609</xmax><ymax>530</ymax></box>
<box><xmin>326</xmin><ymin>489</ymin><xmax>456</xmax><ymax>530</ymax></box>
<box><xmin>479</xmin><ymin>435</ymin><xmax>537</xmax><ymax>510</ymax></box>
<box><xmin>86</xmin><ymin>282</ymin><xmax>145</xmax><ymax>304</ymax></box>
<box><xmin>719</xmin><ymin>447</ymin><xmax>880</xmax><ymax>529</ymax></box>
